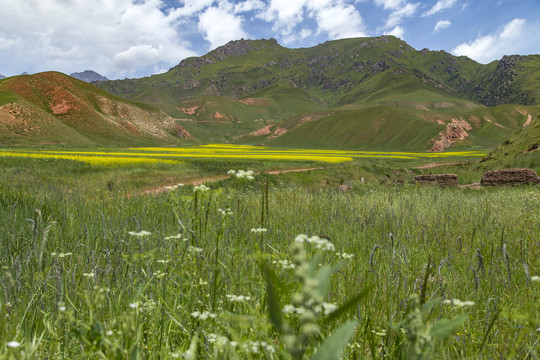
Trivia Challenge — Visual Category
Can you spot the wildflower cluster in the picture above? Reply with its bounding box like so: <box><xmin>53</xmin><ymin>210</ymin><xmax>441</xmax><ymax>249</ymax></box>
<box><xmin>225</xmin><ymin>294</ymin><xmax>251</xmax><ymax>302</ymax></box>
<box><xmin>242</xmin><ymin>340</ymin><xmax>276</xmax><ymax>355</ymax></box>
<box><xmin>51</xmin><ymin>252</ymin><xmax>73</xmax><ymax>258</ymax></box>
<box><xmin>165</xmin><ymin>183</ymin><xmax>184</xmax><ymax>190</ymax></box>
<box><xmin>191</xmin><ymin>310</ymin><xmax>217</xmax><ymax>320</ymax></box>
<box><xmin>227</xmin><ymin>169</ymin><xmax>255</xmax><ymax>180</ymax></box>
<box><xmin>251</xmin><ymin>228</ymin><xmax>267</xmax><ymax>233</ymax></box>
<box><xmin>128</xmin><ymin>230</ymin><xmax>152</xmax><ymax>237</ymax></box>
<box><xmin>336</xmin><ymin>252</ymin><xmax>354</xmax><ymax>259</ymax></box>
<box><xmin>193</xmin><ymin>184</ymin><xmax>210</xmax><ymax>192</ymax></box>
<box><xmin>294</xmin><ymin>234</ymin><xmax>335</xmax><ymax>251</ymax></box>
<box><xmin>443</xmin><ymin>299</ymin><xmax>475</xmax><ymax>307</ymax></box>
<box><xmin>282</xmin><ymin>302</ymin><xmax>338</xmax><ymax>316</ymax></box>
<box><xmin>164</xmin><ymin>234</ymin><xmax>186</xmax><ymax>241</ymax></box>
<box><xmin>272</xmin><ymin>259</ymin><xmax>295</xmax><ymax>269</ymax></box>
<box><xmin>218</xmin><ymin>207</ymin><xmax>233</xmax><ymax>216</ymax></box>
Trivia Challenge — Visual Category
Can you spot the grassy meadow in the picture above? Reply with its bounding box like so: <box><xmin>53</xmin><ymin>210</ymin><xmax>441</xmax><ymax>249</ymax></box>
<box><xmin>0</xmin><ymin>146</ymin><xmax>539</xmax><ymax>359</ymax></box>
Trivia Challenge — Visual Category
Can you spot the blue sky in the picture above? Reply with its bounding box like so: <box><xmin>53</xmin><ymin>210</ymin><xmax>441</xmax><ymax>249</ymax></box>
<box><xmin>1</xmin><ymin>0</ymin><xmax>539</xmax><ymax>79</ymax></box>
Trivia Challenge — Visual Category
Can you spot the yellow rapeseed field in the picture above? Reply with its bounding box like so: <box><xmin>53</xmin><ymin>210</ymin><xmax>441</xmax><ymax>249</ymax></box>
<box><xmin>0</xmin><ymin>145</ymin><xmax>486</xmax><ymax>166</ymax></box>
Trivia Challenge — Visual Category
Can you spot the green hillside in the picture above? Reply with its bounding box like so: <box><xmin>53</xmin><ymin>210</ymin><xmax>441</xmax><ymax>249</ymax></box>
<box><xmin>479</xmin><ymin>113</ymin><xmax>540</xmax><ymax>171</ymax></box>
<box><xmin>0</xmin><ymin>72</ymin><xmax>194</xmax><ymax>146</ymax></box>
<box><xmin>94</xmin><ymin>36</ymin><xmax>539</xmax><ymax>151</ymax></box>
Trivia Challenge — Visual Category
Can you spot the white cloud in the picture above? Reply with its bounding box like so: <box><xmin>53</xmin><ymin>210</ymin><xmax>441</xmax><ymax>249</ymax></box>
<box><xmin>385</xmin><ymin>26</ymin><xmax>405</xmax><ymax>38</ymax></box>
<box><xmin>374</xmin><ymin>0</ymin><xmax>404</xmax><ymax>10</ymax></box>
<box><xmin>374</xmin><ymin>0</ymin><xmax>418</xmax><ymax>32</ymax></box>
<box><xmin>198</xmin><ymin>6</ymin><xmax>249</xmax><ymax>49</ymax></box>
<box><xmin>433</xmin><ymin>19</ymin><xmax>451</xmax><ymax>32</ymax></box>
<box><xmin>0</xmin><ymin>0</ymin><xmax>197</xmax><ymax>78</ymax></box>
<box><xmin>261</xmin><ymin>0</ymin><xmax>366</xmax><ymax>44</ymax></box>
<box><xmin>423</xmin><ymin>0</ymin><xmax>458</xmax><ymax>17</ymax></box>
<box><xmin>233</xmin><ymin>0</ymin><xmax>266</xmax><ymax>13</ymax></box>
<box><xmin>0</xmin><ymin>36</ymin><xmax>16</xmax><ymax>50</ymax></box>
<box><xmin>310</xmin><ymin>2</ymin><xmax>367</xmax><ymax>40</ymax></box>
<box><xmin>385</xmin><ymin>2</ymin><xmax>418</xmax><ymax>29</ymax></box>
<box><xmin>452</xmin><ymin>18</ymin><xmax>536</xmax><ymax>63</ymax></box>
<box><xmin>173</xmin><ymin>0</ymin><xmax>215</xmax><ymax>17</ymax></box>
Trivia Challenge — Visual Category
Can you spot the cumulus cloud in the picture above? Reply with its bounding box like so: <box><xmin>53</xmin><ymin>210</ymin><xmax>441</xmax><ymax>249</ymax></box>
<box><xmin>373</xmin><ymin>0</ymin><xmax>418</xmax><ymax>35</ymax></box>
<box><xmin>310</xmin><ymin>2</ymin><xmax>367</xmax><ymax>40</ymax></box>
<box><xmin>260</xmin><ymin>0</ymin><xmax>366</xmax><ymax>44</ymax></box>
<box><xmin>198</xmin><ymin>5</ymin><xmax>249</xmax><ymax>49</ymax></box>
<box><xmin>433</xmin><ymin>19</ymin><xmax>451</xmax><ymax>32</ymax></box>
<box><xmin>386</xmin><ymin>26</ymin><xmax>405</xmax><ymax>38</ymax></box>
<box><xmin>452</xmin><ymin>18</ymin><xmax>538</xmax><ymax>63</ymax></box>
<box><xmin>423</xmin><ymin>0</ymin><xmax>458</xmax><ymax>17</ymax></box>
<box><xmin>0</xmin><ymin>0</ymin><xmax>197</xmax><ymax>78</ymax></box>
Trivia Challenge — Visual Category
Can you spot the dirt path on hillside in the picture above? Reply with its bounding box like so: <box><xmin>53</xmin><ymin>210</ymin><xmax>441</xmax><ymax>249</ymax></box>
<box><xmin>139</xmin><ymin>167</ymin><xmax>325</xmax><ymax>196</ymax></box>
<box><xmin>414</xmin><ymin>162</ymin><xmax>465</xmax><ymax>169</ymax></box>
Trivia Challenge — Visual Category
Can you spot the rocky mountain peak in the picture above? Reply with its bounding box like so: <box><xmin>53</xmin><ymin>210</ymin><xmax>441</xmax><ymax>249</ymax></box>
<box><xmin>70</xmin><ymin>70</ymin><xmax>109</xmax><ymax>83</ymax></box>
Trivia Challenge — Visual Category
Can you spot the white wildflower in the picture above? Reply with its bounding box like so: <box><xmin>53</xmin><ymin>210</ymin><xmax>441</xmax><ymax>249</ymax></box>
<box><xmin>128</xmin><ymin>230</ymin><xmax>152</xmax><ymax>237</ymax></box>
<box><xmin>251</xmin><ymin>228</ymin><xmax>267</xmax><ymax>233</ymax></box>
<box><xmin>294</xmin><ymin>234</ymin><xmax>334</xmax><ymax>250</ymax></box>
<box><xmin>532</xmin><ymin>276</ymin><xmax>540</xmax><ymax>282</ymax></box>
<box><xmin>193</xmin><ymin>184</ymin><xmax>210</xmax><ymax>192</ymax></box>
<box><xmin>272</xmin><ymin>259</ymin><xmax>295</xmax><ymax>269</ymax></box>
<box><xmin>282</xmin><ymin>304</ymin><xmax>296</xmax><ymax>314</ymax></box>
<box><xmin>218</xmin><ymin>207</ymin><xmax>233</xmax><ymax>216</ymax></box>
<box><xmin>129</xmin><ymin>302</ymin><xmax>139</xmax><ymax>309</ymax></box>
<box><xmin>188</xmin><ymin>246</ymin><xmax>203</xmax><ymax>254</ymax></box>
<box><xmin>226</xmin><ymin>294</ymin><xmax>251</xmax><ymax>302</ymax></box>
<box><xmin>191</xmin><ymin>310</ymin><xmax>217</xmax><ymax>320</ymax></box>
<box><xmin>294</xmin><ymin>234</ymin><xmax>309</xmax><ymax>243</ymax></box>
<box><xmin>336</xmin><ymin>252</ymin><xmax>355</xmax><ymax>259</ymax></box>
<box><xmin>106</xmin><ymin>330</ymin><xmax>114</xmax><ymax>336</ymax></box>
<box><xmin>164</xmin><ymin>234</ymin><xmax>184</xmax><ymax>240</ymax></box>
<box><xmin>7</xmin><ymin>341</ymin><xmax>21</xmax><ymax>348</ymax></box>
<box><xmin>52</xmin><ymin>252</ymin><xmax>72</xmax><ymax>258</ymax></box>
<box><xmin>157</xmin><ymin>259</ymin><xmax>170</xmax><ymax>264</ymax></box>
<box><xmin>58</xmin><ymin>302</ymin><xmax>66</xmax><ymax>312</ymax></box>
<box><xmin>207</xmin><ymin>334</ymin><xmax>229</xmax><ymax>347</ymax></box>
<box><xmin>321</xmin><ymin>302</ymin><xmax>338</xmax><ymax>315</ymax></box>
<box><xmin>443</xmin><ymin>299</ymin><xmax>475</xmax><ymax>307</ymax></box>
<box><xmin>231</xmin><ymin>169</ymin><xmax>255</xmax><ymax>180</ymax></box>
<box><xmin>82</xmin><ymin>272</ymin><xmax>95</xmax><ymax>278</ymax></box>
<box><xmin>165</xmin><ymin>183</ymin><xmax>184</xmax><ymax>190</ymax></box>
<box><xmin>153</xmin><ymin>270</ymin><xmax>167</xmax><ymax>279</ymax></box>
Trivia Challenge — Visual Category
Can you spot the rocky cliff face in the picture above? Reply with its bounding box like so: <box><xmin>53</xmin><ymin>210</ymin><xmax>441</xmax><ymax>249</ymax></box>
<box><xmin>70</xmin><ymin>70</ymin><xmax>109</xmax><ymax>83</ymax></box>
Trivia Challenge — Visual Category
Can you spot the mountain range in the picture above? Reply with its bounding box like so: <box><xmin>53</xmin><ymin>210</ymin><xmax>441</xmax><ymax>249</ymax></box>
<box><xmin>1</xmin><ymin>36</ymin><xmax>539</xmax><ymax>151</ymax></box>
<box><xmin>95</xmin><ymin>36</ymin><xmax>540</xmax><ymax>151</ymax></box>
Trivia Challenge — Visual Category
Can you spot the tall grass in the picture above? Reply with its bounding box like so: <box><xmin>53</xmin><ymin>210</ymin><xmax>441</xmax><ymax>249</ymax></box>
<box><xmin>0</xmin><ymin>163</ymin><xmax>539</xmax><ymax>358</ymax></box>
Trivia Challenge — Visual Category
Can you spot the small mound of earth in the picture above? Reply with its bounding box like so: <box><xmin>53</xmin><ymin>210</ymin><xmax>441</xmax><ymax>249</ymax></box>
<box><xmin>414</xmin><ymin>174</ymin><xmax>458</xmax><ymax>186</ymax></box>
<box><xmin>480</xmin><ymin>168</ymin><xmax>540</xmax><ymax>186</ymax></box>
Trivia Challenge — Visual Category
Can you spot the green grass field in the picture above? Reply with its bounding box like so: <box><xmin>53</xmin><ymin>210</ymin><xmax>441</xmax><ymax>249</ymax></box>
<box><xmin>0</xmin><ymin>148</ymin><xmax>539</xmax><ymax>359</ymax></box>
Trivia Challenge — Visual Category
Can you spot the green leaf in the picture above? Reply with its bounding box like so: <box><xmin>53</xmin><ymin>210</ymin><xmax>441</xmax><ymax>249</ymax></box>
<box><xmin>311</xmin><ymin>320</ymin><xmax>358</xmax><ymax>360</ymax></box>
<box><xmin>129</xmin><ymin>344</ymin><xmax>139</xmax><ymax>360</ymax></box>
<box><xmin>324</xmin><ymin>287</ymin><xmax>371</xmax><ymax>323</ymax></box>
<box><xmin>260</xmin><ymin>262</ymin><xmax>283</xmax><ymax>333</ymax></box>
<box><xmin>429</xmin><ymin>315</ymin><xmax>467</xmax><ymax>339</ymax></box>
<box><xmin>314</xmin><ymin>265</ymin><xmax>333</xmax><ymax>299</ymax></box>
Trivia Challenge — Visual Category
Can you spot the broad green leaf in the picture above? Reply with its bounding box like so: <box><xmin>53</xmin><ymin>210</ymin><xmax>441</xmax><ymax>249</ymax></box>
<box><xmin>324</xmin><ymin>287</ymin><xmax>371</xmax><ymax>323</ymax></box>
<box><xmin>260</xmin><ymin>262</ymin><xmax>283</xmax><ymax>333</ymax></box>
<box><xmin>314</xmin><ymin>265</ymin><xmax>333</xmax><ymax>299</ymax></box>
<box><xmin>311</xmin><ymin>320</ymin><xmax>358</xmax><ymax>360</ymax></box>
<box><xmin>429</xmin><ymin>315</ymin><xmax>467</xmax><ymax>339</ymax></box>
